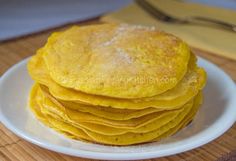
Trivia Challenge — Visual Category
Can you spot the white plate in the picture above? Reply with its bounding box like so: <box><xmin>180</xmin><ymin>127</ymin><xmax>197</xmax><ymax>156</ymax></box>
<box><xmin>0</xmin><ymin>56</ymin><xmax>236</xmax><ymax>160</ymax></box>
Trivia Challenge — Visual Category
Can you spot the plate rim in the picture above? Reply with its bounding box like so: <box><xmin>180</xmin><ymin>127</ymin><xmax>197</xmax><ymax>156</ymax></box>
<box><xmin>0</xmin><ymin>56</ymin><xmax>236</xmax><ymax>160</ymax></box>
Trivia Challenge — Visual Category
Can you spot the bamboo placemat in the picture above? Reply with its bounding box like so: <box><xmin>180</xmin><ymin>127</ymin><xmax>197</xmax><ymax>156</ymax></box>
<box><xmin>0</xmin><ymin>19</ymin><xmax>236</xmax><ymax>161</ymax></box>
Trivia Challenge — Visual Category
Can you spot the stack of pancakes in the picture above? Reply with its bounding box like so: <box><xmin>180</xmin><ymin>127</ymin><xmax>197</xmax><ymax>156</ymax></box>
<box><xmin>28</xmin><ymin>23</ymin><xmax>206</xmax><ymax>145</ymax></box>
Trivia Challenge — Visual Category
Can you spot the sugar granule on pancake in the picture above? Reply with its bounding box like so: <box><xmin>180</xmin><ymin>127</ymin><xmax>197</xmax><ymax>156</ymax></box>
<box><xmin>42</xmin><ymin>23</ymin><xmax>191</xmax><ymax>98</ymax></box>
<box><xmin>28</xmin><ymin>50</ymin><xmax>206</xmax><ymax>109</ymax></box>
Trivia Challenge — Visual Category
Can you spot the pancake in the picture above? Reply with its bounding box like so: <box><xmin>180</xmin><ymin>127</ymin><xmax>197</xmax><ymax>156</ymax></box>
<box><xmin>42</xmin><ymin>24</ymin><xmax>190</xmax><ymax>98</ymax></box>
<box><xmin>37</xmin><ymin>84</ymin><xmax>198</xmax><ymax>135</ymax></box>
<box><xmin>29</xmin><ymin>82</ymin><xmax>202</xmax><ymax>145</ymax></box>
<box><xmin>29</xmin><ymin>83</ymin><xmax>49</xmax><ymax>125</ymax></box>
<box><xmin>82</xmin><ymin>94</ymin><xmax>199</xmax><ymax>145</ymax></box>
<box><xmin>40</xmin><ymin>85</ymin><xmax>163</xmax><ymax>121</ymax></box>
<box><xmin>28</xmin><ymin>50</ymin><xmax>206</xmax><ymax>110</ymax></box>
<box><xmin>39</xmin><ymin>87</ymin><xmax>185</xmax><ymax>129</ymax></box>
<box><xmin>40</xmin><ymin>93</ymin><xmax>201</xmax><ymax>146</ymax></box>
<box><xmin>29</xmin><ymin>84</ymin><xmax>94</xmax><ymax>142</ymax></box>
<box><xmin>42</xmin><ymin>93</ymin><xmax>193</xmax><ymax>135</ymax></box>
<box><xmin>27</xmin><ymin>23</ymin><xmax>207</xmax><ymax>146</ymax></box>
<box><xmin>153</xmin><ymin>92</ymin><xmax>202</xmax><ymax>142</ymax></box>
<box><xmin>33</xmin><ymin>82</ymin><xmax>201</xmax><ymax>145</ymax></box>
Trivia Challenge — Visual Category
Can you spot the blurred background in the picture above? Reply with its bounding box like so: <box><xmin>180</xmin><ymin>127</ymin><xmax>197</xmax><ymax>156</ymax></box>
<box><xmin>1</xmin><ymin>0</ymin><xmax>236</xmax><ymax>60</ymax></box>
<box><xmin>1</xmin><ymin>0</ymin><xmax>235</xmax><ymax>41</ymax></box>
<box><xmin>0</xmin><ymin>0</ymin><xmax>132</xmax><ymax>41</ymax></box>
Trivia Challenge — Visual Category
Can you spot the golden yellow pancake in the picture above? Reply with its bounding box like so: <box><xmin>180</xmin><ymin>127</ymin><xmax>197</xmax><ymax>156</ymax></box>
<box><xmin>28</xmin><ymin>50</ymin><xmax>206</xmax><ymax>110</ymax></box>
<box><xmin>81</xmin><ymin>96</ymin><xmax>195</xmax><ymax>146</ymax></box>
<box><xmin>40</xmin><ymin>91</ymin><xmax>183</xmax><ymax>129</ymax></box>
<box><xmin>29</xmin><ymin>83</ymin><xmax>48</xmax><ymax>124</ymax></box>
<box><xmin>42</xmin><ymin>92</ymin><xmax>193</xmax><ymax>135</ymax></box>
<box><xmin>153</xmin><ymin>92</ymin><xmax>202</xmax><ymax>142</ymax></box>
<box><xmin>27</xmin><ymin>23</ymin><xmax>207</xmax><ymax>146</ymax></box>
<box><xmin>42</xmin><ymin>24</ymin><xmax>190</xmax><ymax>98</ymax></box>
<box><xmin>29</xmin><ymin>84</ymin><xmax>94</xmax><ymax>142</ymax></box>
<box><xmin>40</xmin><ymin>85</ymin><xmax>164</xmax><ymax>121</ymax></box>
<box><xmin>47</xmin><ymin>94</ymin><xmax>201</xmax><ymax>146</ymax></box>
<box><xmin>39</xmin><ymin>84</ymin><xmax>193</xmax><ymax>133</ymax></box>
<box><xmin>30</xmin><ymin>84</ymin><xmax>202</xmax><ymax>145</ymax></box>
<box><xmin>37</xmin><ymin>84</ymin><xmax>199</xmax><ymax>136</ymax></box>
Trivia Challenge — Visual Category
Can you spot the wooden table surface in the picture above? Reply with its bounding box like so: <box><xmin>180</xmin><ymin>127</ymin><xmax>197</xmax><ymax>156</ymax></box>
<box><xmin>0</xmin><ymin>20</ymin><xmax>236</xmax><ymax>161</ymax></box>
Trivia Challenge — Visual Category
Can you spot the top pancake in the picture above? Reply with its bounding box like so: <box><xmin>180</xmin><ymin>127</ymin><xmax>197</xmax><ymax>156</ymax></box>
<box><xmin>42</xmin><ymin>23</ymin><xmax>190</xmax><ymax>98</ymax></box>
<box><xmin>28</xmin><ymin>50</ymin><xmax>206</xmax><ymax>109</ymax></box>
